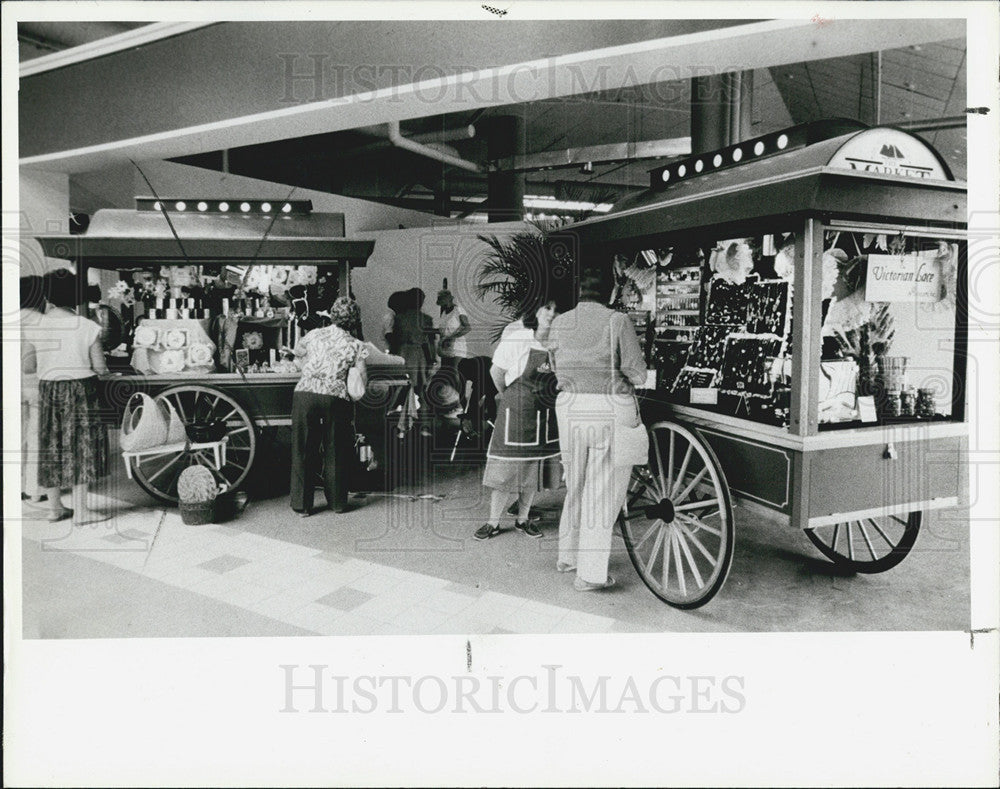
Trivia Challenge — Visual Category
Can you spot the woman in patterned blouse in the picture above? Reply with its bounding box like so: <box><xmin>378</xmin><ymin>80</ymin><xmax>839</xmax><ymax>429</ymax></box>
<box><xmin>289</xmin><ymin>297</ymin><xmax>368</xmax><ymax>516</ymax></box>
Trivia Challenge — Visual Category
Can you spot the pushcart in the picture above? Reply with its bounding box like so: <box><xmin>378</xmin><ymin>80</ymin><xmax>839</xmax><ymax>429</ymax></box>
<box><xmin>39</xmin><ymin>200</ymin><xmax>408</xmax><ymax>503</ymax></box>
<box><xmin>570</xmin><ymin>120</ymin><xmax>968</xmax><ymax>608</ymax></box>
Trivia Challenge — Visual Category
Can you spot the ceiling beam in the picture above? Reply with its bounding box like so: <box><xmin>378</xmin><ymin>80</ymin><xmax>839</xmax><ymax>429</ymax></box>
<box><xmin>20</xmin><ymin>18</ymin><xmax>964</xmax><ymax>174</ymax></box>
<box><xmin>19</xmin><ymin>22</ymin><xmax>218</xmax><ymax>78</ymax></box>
<box><xmin>492</xmin><ymin>137</ymin><xmax>691</xmax><ymax>173</ymax></box>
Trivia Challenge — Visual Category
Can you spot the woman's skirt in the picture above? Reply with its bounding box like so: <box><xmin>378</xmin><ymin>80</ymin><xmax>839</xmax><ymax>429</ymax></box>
<box><xmin>482</xmin><ymin>454</ymin><xmax>562</xmax><ymax>494</ymax></box>
<box><xmin>38</xmin><ymin>377</ymin><xmax>109</xmax><ymax>488</ymax></box>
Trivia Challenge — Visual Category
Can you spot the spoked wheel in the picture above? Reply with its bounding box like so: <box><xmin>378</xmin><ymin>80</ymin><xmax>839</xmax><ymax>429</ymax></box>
<box><xmin>620</xmin><ymin>422</ymin><xmax>735</xmax><ymax>609</ymax></box>
<box><xmin>804</xmin><ymin>512</ymin><xmax>922</xmax><ymax>573</ymax></box>
<box><xmin>130</xmin><ymin>385</ymin><xmax>257</xmax><ymax>503</ymax></box>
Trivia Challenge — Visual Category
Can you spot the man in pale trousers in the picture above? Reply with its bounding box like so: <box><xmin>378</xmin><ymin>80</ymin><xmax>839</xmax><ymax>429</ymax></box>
<box><xmin>545</xmin><ymin>268</ymin><xmax>647</xmax><ymax>591</ymax></box>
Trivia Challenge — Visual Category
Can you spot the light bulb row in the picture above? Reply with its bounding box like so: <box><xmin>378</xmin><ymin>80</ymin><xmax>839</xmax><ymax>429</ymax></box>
<box><xmin>136</xmin><ymin>198</ymin><xmax>314</xmax><ymax>215</ymax></box>
<box><xmin>656</xmin><ymin>133</ymin><xmax>791</xmax><ymax>186</ymax></box>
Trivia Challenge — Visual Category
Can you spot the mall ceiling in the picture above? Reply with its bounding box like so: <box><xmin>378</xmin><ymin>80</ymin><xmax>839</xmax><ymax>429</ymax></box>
<box><xmin>179</xmin><ymin>37</ymin><xmax>965</xmax><ymax>220</ymax></box>
<box><xmin>18</xmin><ymin>22</ymin><xmax>966</xmax><ymax>221</ymax></box>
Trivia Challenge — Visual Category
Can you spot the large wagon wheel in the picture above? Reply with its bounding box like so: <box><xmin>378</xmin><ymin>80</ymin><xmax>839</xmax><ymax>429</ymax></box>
<box><xmin>804</xmin><ymin>512</ymin><xmax>921</xmax><ymax>573</ymax></box>
<box><xmin>130</xmin><ymin>385</ymin><xmax>256</xmax><ymax>504</ymax></box>
<box><xmin>620</xmin><ymin>422</ymin><xmax>735</xmax><ymax>609</ymax></box>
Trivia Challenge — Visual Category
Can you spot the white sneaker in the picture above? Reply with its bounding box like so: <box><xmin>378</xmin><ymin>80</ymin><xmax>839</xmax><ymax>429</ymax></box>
<box><xmin>574</xmin><ymin>575</ymin><xmax>616</xmax><ymax>592</ymax></box>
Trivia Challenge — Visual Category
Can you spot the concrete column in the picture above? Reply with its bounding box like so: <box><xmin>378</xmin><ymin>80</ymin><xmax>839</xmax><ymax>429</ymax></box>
<box><xmin>690</xmin><ymin>71</ymin><xmax>754</xmax><ymax>154</ymax></box>
<box><xmin>17</xmin><ymin>169</ymin><xmax>71</xmax><ymax>276</ymax></box>
<box><xmin>486</xmin><ymin>115</ymin><xmax>525</xmax><ymax>223</ymax></box>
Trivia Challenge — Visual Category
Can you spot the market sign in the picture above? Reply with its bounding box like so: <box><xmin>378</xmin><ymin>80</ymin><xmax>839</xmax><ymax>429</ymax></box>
<box><xmin>828</xmin><ymin>128</ymin><xmax>950</xmax><ymax>181</ymax></box>
<box><xmin>865</xmin><ymin>251</ymin><xmax>941</xmax><ymax>302</ymax></box>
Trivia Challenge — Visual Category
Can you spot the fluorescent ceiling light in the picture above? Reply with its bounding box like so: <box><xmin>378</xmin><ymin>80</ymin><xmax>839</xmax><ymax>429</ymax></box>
<box><xmin>523</xmin><ymin>195</ymin><xmax>613</xmax><ymax>213</ymax></box>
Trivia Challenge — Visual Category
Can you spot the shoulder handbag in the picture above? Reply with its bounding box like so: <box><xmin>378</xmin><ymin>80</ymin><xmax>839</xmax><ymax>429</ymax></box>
<box><xmin>609</xmin><ymin>318</ymin><xmax>650</xmax><ymax>467</ymax></box>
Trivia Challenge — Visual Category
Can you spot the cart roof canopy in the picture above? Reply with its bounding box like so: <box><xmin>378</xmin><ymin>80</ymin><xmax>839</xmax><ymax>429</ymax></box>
<box><xmin>571</xmin><ymin>120</ymin><xmax>966</xmax><ymax>248</ymax></box>
<box><xmin>37</xmin><ymin>200</ymin><xmax>375</xmax><ymax>265</ymax></box>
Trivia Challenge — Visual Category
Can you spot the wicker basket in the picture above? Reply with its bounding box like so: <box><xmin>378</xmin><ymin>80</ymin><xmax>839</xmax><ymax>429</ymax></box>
<box><xmin>179</xmin><ymin>499</ymin><xmax>216</xmax><ymax>525</ymax></box>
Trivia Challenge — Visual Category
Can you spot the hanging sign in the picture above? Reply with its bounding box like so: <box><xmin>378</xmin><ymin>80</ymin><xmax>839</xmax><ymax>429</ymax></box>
<box><xmin>865</xmin><ymin>251</ymin><xmax>941</xmax><ymax>302</ymax></box>
<box><xmin>828</xmin><ymin>128</ymin><xmax>950</xmax><ymax>181</ymax></box>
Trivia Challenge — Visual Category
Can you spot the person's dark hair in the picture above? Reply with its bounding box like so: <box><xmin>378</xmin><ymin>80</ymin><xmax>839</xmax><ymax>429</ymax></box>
<box><xmin>408</xmin><ymin>287</ymin><xmax>426</xmax><ymax>309</ymax></box>
<box><xmin>387</xmin><ymin>291</ymin><xmax>406</xmax><ymax>313</ymax></box>
<box><xmin>20</xmin><ymin>275</ymin><xmax>45</xmax><ymax>312</ymax></box>
<box><xmin>43</xmin><ymin>269</ymin><xmax>82</xmax><ymax>310</ymax></box>
<box><xmin>521</xmin><ymin>297</ymin><xmax>557</xmax><ymax>331</ymax></box>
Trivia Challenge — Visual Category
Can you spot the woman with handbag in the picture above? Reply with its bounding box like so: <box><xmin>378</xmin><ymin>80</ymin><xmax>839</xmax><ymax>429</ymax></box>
<box><xmin>22</xmin><ymin>270</ymin><xmax>110</xmax><ymax>524</ymax></box>
<box><xmin>545</xmin><ymin>268</ymin><xmax>648</xmax><ymax>591</ymax></box>
<box><xmin>474</xmin><ymin>296</ymin><xmax>562</xmax><ymax>541</ymax></box>
<box><xmin>288</xmin><ymin>297</ymin><xmax>368</xmax><ymax>516</ymax></box>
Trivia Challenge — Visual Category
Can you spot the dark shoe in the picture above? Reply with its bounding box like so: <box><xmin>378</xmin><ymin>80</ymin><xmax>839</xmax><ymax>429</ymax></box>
<box><xmin>47</xmin><ymin>507</ymin><xmax>74</xmax><ymax>523</ymax></box>
<box><xmin>329</xmin><ymin>504</ymin><xmax>353</xmax><ymax>514</ymax></box>
<box><xmin>474</xmin><ymin>523</ymin><xmax>502</xmax><ymax>541</ymax></box>
<box><xmin>293</xmin><ymin>508</ymin><xmax>312</xmax><ymax>518</ymax></box>
<box><xmin>506</xmin><ymin>503</ymin><xmax>540</xmax><ymax>522</ymax></box>
<box><xmin>514</xmin><ymin>520</ymin><xmax>542</xmax><ymax>538</ymax></box>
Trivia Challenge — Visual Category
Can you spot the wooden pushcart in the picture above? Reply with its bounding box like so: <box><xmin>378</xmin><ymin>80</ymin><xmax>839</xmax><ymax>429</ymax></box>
<box><xmin>570</xmin><ymin>121</ymin><xmax>968</xmax><ymax>608</ymax></box>
<box><xmin>40</xmin><ymin>200</ymin><xmax>408</xmax><ymax>503</ymax></box>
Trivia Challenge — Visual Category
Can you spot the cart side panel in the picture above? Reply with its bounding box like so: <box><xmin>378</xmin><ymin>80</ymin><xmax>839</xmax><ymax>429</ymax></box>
<box><xmin>805</xmin><ymin>435</ymin><xmax>964</xmax><ymax>524</ymax></box>
<box><xmin>696</xmin><ymin>428</ymin><xmax>794</xmax><ymax>514</ymax></box>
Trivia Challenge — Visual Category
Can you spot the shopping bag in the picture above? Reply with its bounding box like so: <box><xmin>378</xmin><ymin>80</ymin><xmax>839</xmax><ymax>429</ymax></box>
<box><xmin>613</xmin><ymin>419</ymin><xmax>650</xmax><ymax>467</ymax></box>
<box><xmin>347</xmin><ymin>361</ymin><xmax>367</xmax><ymax>401</ymax></box>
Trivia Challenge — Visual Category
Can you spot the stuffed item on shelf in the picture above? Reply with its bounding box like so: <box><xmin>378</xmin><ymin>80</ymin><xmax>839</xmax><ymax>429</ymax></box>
<box><xmin>821</xmin><ymin>248</ymin><xmax>847</xmax><ymax>301</ymax></box>
<box><xmin>709</xmin><ymin>240</ymin><xmax>754</xmax><ymax>285</ymax></box>
<box><xmin>773</xmin><ymin>238</ymin><xmax>795</xmax><ymax>280</ymax></box>
<box><xmin>243</xmin><ymin>266</ymin><xmax>271</xmax><ymax>295</ymax></box>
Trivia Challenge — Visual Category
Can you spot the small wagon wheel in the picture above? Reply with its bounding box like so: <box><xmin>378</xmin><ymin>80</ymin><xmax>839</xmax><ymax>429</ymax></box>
<box><xmin>620</xmin><ymin>422</ymin><xmax>735</xmax><ymax>609</ymax></box>
<box><xmin>130</xmin><ymin>385</ymin><xmax>257</xmax><ymax>503</ymax></box>
<box><xmin>804</xmin><ymin>512</ymin><xmax>922</xmax><ymax>573</ymax></box>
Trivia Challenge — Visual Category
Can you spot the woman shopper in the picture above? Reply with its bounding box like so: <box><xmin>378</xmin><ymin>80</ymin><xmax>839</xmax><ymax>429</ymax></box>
<box><xmin>22</xmin><ymin>270</ymin><xmax>110</xmax><ymax>524</ymax></box>
<box><xmin>474</xmin><ymin>296</ymin><xmax>561</xmax><ymax>541</ymax></box>
<box><xmin>289</xmin><ymin>296</ymin><xmax>368</xmax><ymax>516</ymax></box>
<box><xmin>20</xmin><ymin>275</ymin><xmax>46</xmax><ymax>505</ymax></box>
<box><xmin>545</xmin><ymin>268</ymin><xmax>647</xmax><ymax>591</ymax></box>
<box><xmin>392</xmin><ymin>287</ymin><xmax>436</xmax><ymax>437</ymax></box>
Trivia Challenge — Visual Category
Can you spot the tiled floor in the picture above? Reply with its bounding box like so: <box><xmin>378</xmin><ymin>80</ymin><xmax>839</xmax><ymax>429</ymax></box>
<box><xmin>16</xmin><ymin>459</ymin><xmax>972</xmax><ymax>638</ymax></box>
<box><xmin>18</xmin><ymin>492</ymin><xmax>626</xmax><ymax>637</ymax></box>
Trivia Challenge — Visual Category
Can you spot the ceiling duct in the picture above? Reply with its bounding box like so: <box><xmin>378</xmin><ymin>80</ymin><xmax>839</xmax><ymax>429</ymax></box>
<box><xmin>386</xmin><ymin>121</ymin><xmax>483</xmax><ymax>173</ymax></box>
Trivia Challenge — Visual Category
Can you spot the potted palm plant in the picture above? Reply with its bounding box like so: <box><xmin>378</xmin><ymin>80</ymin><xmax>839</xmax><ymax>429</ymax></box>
<box><xmin>475</xmin><ymin>226</ymin><xmax>576</xmax><ymax>341</ymax></box>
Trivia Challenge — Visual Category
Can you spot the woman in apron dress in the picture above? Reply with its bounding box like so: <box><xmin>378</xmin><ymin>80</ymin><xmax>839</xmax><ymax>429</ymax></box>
<box><xmin>475</xmin><ymin>300</ymin><xmax>560</xmax><ymax>540</ymax></box>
